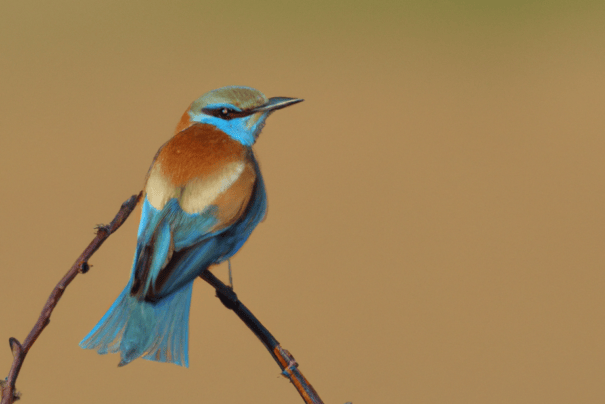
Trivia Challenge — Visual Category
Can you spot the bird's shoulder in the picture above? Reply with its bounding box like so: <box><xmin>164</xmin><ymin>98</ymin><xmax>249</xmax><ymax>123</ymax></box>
<box><xmin>143</xmin><ymin>124</ymin><xmax>257</xmax><ymax>222</ymax></box>
<box><xmin>156</xmin><ymin>123</ymin><xmax>249</xmax><ymax>183</ymax></box>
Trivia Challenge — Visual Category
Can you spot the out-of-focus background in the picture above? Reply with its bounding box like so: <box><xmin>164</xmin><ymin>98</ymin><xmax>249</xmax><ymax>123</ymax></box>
<box><xmin>1</xmin><ymin>1</ymin><xmax>603</xmax><ymax>403</ymax></box>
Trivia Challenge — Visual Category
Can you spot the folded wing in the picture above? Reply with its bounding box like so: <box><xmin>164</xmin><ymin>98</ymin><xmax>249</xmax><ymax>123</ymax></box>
<box><xmin>130</xmin><ymin>123</ymin><xmax>261</xmax><ymax>302</ymax></box>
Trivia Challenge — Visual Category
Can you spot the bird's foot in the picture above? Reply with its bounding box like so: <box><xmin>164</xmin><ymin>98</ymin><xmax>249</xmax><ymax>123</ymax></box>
<box><xmin>216</xmin><ymin>284</ymin><xmax>239</xmax><ymax>310</ymax></box>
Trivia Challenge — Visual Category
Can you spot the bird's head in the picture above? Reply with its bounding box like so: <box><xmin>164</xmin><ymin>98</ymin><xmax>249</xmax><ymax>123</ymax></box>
<box><xmin>178</xmin><ymin>86</ymin><xmax>303</xmax><ymax>146</ymax></box>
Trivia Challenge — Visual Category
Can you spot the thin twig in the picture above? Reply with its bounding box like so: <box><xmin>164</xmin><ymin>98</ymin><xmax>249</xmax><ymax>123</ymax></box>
<box><xmin>199</xmin><ymin>270</ymin><xmax>325</xmax><ymax>404</ymax></box>
<box><xmin>1</xmin><ymin>193</ymin><xmax>142</xmax><ymax>404</ymax></box>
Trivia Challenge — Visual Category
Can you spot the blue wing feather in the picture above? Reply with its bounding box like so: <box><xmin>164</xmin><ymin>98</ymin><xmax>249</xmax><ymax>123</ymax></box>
<box><xmin>80</xmin><ymin>158</ymin><xmax>267</xmax><ymax>366</ymax></box>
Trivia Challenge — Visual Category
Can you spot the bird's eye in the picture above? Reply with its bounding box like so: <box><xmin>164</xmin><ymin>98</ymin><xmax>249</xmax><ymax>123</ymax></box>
<box><xmin>201</xmin><ymin>106</ymin><xmax>239</xmax><ymax>119</ymax></box>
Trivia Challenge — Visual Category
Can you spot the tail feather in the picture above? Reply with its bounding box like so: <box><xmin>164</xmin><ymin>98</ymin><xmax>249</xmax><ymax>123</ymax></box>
<box><xmin>80</xmin><ymin>281</ymin><xmax>193</xmax><ymax>367</ymax></box>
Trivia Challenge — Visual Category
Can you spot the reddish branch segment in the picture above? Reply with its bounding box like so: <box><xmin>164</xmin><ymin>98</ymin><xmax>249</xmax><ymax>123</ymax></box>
<box><xmin>274</xmin><ymin>346</ymin><xmax>325</xmax><ymax>404</ymax></box>
<box><xmin>199</xmin><ymin>269</ymin><xmax>326</xmax><ymax>404</ymax></box>
<box><xmin>1</xmin><ymin>193</ymin><xmax>142</xmax><ymax>404</ymax></box>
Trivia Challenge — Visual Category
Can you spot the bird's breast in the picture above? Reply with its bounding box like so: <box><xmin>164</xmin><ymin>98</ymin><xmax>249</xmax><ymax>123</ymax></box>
<box><xmin>144</xmin><ymin>124</ymin><xmax>257</xmax><ymax>226</ymax></box>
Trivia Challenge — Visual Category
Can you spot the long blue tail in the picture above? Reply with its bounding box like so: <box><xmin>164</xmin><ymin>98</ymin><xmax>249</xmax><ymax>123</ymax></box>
<box><xmin>80</xmin><ymin>281</ymin><xmax>193</xmax><ymax>367</ymax></box>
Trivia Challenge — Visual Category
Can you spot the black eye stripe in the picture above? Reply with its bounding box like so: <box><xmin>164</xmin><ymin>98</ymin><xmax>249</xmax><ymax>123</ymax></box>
<box><xmin>201</xmin><ymin>107</ymin><xmax>254</xmax><ymax>120</ymax></box>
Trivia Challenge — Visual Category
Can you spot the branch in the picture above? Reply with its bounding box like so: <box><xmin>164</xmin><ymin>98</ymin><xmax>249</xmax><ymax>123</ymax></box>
<box><xmin>1</xmin><ymin>191</ymin><xmax>333</xmax><ymax>404</ymax></box>
<box><xmin>199</xmin><ymin>270</ymin><xmax>326</xmax><ymax>404</ymax></box>
<box><xmin>1</xmin><ymin>193</ymin><xmax>142</xmax><ymax>404</ymax></box>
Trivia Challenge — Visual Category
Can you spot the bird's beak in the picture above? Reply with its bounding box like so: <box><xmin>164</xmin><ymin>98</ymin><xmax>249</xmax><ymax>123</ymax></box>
<box><xmin>252</xmin><ymin>97</ymin><xmax>304</xmax><ymax>112</ymax></box>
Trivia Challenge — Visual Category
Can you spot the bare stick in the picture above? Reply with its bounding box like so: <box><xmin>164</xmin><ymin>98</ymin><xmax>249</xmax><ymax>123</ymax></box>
<box><xmin>200</xmin><ymin>269</ymin><xmax>325</xmax><ymax>404</ymax></box>
<box><xmin>0</xmin><ymin>193</ymin><xmax>142</xmax><ymax>404</ymax></box>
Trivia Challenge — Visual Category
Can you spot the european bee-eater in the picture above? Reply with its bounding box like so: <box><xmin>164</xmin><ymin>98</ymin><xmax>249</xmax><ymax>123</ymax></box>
<box><xmin>80</xmin><ymin>86</ymin><xmax>303</xmax><ymax>367</ymax></box>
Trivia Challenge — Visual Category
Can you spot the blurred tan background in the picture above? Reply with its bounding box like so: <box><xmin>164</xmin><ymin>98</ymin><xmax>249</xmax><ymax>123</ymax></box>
<box><xmin>1</xmin><ymin>0</ymin><xmax>604</xmax><ymax>403</ymax></box>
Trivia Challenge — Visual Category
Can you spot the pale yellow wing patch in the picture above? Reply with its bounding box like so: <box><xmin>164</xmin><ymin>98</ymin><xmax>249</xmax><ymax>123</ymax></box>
<box><xmin>146</xmin><ymin>163</ymin><xmax>181</xmax><ymax>210</ymax></box>
<box><xmin>179</xmin><ymin>161</ymin><xmax>246</xmax><ymax>214</ymax></box>
<box><xmin>209</xmin><ymin>161</ymin><xmax>257</xmax><ymax>231</ymax></box>
<box><xmin>145</xmin><ymin>159</ymin><xmax>257</xmax><ymax>230</ymax></box>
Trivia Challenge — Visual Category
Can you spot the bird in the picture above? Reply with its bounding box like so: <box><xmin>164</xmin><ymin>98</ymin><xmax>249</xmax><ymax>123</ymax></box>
<box><xmin>80</xmin><ymin>86</ymin><xmax>303</xmax><ymax>367</ymax></box>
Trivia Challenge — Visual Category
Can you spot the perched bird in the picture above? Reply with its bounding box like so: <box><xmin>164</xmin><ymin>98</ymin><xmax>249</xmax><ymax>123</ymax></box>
<box><xmin>80</xmin><ymin>86</ymin><xmax>303</xmax><ymax>367</ymax></box>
